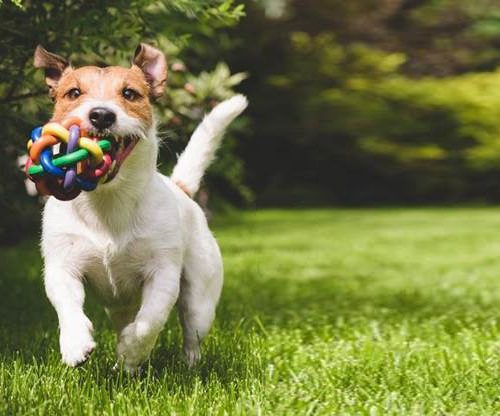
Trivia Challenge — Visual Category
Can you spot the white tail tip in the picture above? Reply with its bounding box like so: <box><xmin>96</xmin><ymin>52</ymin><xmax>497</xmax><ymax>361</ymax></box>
<box><xmin>211</xmin><ymin>94</ymin><xmax>248</xmax><ymax>121</ymax></box>
<box><xmin>171</xmin><ymin>94</ymin><xmax>248</xmax><ymax>196</ymax></box>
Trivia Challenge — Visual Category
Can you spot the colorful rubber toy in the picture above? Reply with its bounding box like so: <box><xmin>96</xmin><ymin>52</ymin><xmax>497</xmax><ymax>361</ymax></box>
<box><xmin>25</xmin><ymin>117</ymin><xmax>113</xmax><ymax>201</ymax></box>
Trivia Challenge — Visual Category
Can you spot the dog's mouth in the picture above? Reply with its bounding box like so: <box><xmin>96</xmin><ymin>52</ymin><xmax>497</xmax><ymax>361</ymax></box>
<box><xmin>91</xmin><ymin>131</ymin><xmax>140</xmax><ymax>183</ymax></box>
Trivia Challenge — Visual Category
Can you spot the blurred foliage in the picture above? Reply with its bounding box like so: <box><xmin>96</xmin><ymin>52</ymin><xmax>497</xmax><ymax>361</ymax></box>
<box><xmin>0</xmin><ymin>0</ymin><xmax>247</xmax><ymax>242</ymax></box>
<box><xmin>6</xmin><ymin>0</ymin><xmax>500</xmax><ymax>241</ymax></box>
<box><xmin>225</xmin><ymin>0</ymin><xmax>500</xmax><ymax>205</ymax></box>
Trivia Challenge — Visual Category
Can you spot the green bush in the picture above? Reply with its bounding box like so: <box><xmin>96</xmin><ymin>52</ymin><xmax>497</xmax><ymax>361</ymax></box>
<box><xmin>285</xmin><ymin>32</ymin><xmax>500</xmax><ymax>203</ymax></box>
<box><xmin>228</xmin><ymin>1</ymin><xmax>500</xmax><ymax>205</ymax></box>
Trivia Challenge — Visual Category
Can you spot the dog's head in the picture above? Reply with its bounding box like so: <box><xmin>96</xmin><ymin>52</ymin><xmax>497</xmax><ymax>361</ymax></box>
<box><xmin>33</xmin><ymin>44</ymin><xmax>167</xmax><ymax>184</ymax></box>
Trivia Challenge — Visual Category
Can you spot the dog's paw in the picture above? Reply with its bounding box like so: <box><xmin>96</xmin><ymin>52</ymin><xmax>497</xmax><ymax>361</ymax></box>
<box><xmin>112</xmin><ymin>360</ymin><xmax>145</xmax><ymax>375</ymax></box>
<box><xmin>116</xmin><ymin>321</ymin><xmax>156</xmax><ymax>370</ymax></box>
<box><xmin>184</xmin><ymin>346</ymin><xmax>201</xmax><ymax>368</ymax></box>
<box><xmin>59</xmin><ymin>316</ymin><xmax>96</xmax><ymax>367</ymax></box>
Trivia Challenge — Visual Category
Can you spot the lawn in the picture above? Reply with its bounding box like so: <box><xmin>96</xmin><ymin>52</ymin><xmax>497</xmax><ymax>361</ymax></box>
<box><xmin>3</xmin><ymin>208</ymin><xmax>500</xmax><ymax>415</ymax></box>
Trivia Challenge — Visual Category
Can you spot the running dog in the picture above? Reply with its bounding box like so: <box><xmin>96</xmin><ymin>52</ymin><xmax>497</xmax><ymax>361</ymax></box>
<box><xmin>34</xmin><ymin>43</ymin><xmax>247</xmax><ymax>370</ymax></box>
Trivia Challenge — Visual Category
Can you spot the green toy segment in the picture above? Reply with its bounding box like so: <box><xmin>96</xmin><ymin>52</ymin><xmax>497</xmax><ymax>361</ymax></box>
<box><xmin>28</xmin><ymin>140</ymin><xmax>112</xmax><ymax>177</ymax></box>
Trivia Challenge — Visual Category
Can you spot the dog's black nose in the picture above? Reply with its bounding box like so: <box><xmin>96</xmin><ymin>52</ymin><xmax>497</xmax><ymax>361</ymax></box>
<box><xmin>89</xmin><ymin>107</ymin><xmax>116</xmax><ymax>130</ymax></box>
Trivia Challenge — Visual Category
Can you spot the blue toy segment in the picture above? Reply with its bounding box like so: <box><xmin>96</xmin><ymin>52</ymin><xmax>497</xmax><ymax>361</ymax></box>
<box><xmin>40</xmin><ymin>148</ymin><xmax>65</xmax><ymax>178</ymax></box>
<box><xmin>76</xmin><ymin>176</ymin><xmax>98</xmax><ymax>191</ymax></box>
<box><xmin>30</xmin><ymin>126</ymin><xmax>42</xmax><ymax>142</ymax></box>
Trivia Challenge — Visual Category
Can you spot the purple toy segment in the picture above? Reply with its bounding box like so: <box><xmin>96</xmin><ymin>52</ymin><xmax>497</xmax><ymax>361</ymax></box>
<box><xmin>63</xmin><ymin>170</ymin><xmax>77</xmax><ymax>189</ymax></box>
<box><xmin>68</xmin><ymin>126</ymin><xmax>80</xmax><ymax>152</ymax></box>
<box><xmin>63</xmin><ymin>125</ymin><xmax>80</xmax><ymax>190</ymax></box>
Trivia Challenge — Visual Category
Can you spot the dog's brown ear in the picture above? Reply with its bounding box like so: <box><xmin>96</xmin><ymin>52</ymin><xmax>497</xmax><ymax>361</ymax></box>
<box><xmin>34</xmin><ymin>45</ymin><xmax>70</xmax><ymax>91</ymax></box>
<box><xmin>133</xmin><ymin>43</ymin><xmax>167</xmax><ymax>98</ymax></box>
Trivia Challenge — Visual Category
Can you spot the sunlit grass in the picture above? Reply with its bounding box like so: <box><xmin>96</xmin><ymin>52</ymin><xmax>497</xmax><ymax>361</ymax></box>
<box><xmin>3</xmin><ymin>208</ymin><xmax>500</xmax><ymax>414</ymax></box>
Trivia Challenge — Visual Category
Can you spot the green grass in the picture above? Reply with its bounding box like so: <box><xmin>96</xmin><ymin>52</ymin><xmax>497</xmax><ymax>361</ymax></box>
<box><xmin>4</xmin><ymin>208</ymin><xmax>500</xmax><ymax>414</ymax></box>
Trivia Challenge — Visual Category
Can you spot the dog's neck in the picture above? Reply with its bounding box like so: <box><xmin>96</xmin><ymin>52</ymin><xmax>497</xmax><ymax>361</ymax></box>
<box><xmin>71</xmin><ymin>129</ymin><xmax>159</xmax><ymax>237</ymax></box>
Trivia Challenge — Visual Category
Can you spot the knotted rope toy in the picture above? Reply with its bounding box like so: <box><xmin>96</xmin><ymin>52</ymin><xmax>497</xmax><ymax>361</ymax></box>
<box><xmin>25</xmin><ymin>117</ymin><xmax>113</xmax><ymax>201</ymax></box>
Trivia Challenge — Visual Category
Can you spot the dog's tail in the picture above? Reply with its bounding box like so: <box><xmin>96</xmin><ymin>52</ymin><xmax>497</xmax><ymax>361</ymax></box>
<box><xmin>171</xmin><ymin>94</ymin><xmax>248</xmax><ymax>197</ymax></box>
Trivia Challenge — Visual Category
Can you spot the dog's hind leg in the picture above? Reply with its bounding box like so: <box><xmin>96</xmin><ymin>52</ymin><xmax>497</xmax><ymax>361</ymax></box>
<box><xmin>178</xmin><ymin>234</ymin><xmax>223</xmax><ymax>366</ymax></box>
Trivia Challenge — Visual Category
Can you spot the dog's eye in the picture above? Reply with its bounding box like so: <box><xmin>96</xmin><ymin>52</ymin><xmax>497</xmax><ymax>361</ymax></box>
<box><xmin>65</xmin><ymin>88</ymin><xmax>81</xmax><ymax>100</ymax></box>
<box><xmin>122</xmin><ymin>88</ymin><xmax>139</xmax><ymax>101</ymax></box>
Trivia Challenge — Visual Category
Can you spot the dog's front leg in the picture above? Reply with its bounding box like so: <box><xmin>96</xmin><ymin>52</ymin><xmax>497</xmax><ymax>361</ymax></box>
<box><xmin>44</xmin><ymin>262</ymin><xmax>95</xmax><ymax>367</ymax></box>
<box><xmin>116</xmin><ymin>261</ymin><xmax>181</xmax><ymax>371</ymax></box>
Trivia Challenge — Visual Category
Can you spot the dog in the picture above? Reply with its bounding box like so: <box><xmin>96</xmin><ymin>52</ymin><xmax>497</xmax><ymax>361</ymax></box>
<box><xmin>33</xmin><ymin>43</ymin><xmax>247</xmax><ymax>370</ymax></box>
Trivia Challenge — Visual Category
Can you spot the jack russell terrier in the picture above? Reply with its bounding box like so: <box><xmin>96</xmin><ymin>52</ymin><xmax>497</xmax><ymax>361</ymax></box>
<box><xmin>33</xmin><ymin>43</ymin><xmax>247</xmax><ymax>370</ymax></box>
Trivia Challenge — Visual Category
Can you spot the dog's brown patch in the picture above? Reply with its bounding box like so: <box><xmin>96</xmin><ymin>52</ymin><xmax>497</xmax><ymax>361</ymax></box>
<box><xmin>52</xmin><ymin>66</ymin><xmax>153</xmax><ymax>125</ymax></box>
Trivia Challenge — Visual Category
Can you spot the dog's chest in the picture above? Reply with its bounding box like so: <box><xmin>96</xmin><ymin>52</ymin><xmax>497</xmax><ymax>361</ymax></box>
<box><xmin>84</xmin><ymin>237</ymin><xmax>152</xmax><ymax>306</ymax></box>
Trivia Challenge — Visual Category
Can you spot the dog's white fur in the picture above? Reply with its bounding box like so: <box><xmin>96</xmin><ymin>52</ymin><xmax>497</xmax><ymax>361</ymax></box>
<box><xmin>42</xmin><ymin>94</ymin><xmax>248</xmax><ymax>369</ymax></box>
